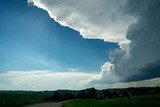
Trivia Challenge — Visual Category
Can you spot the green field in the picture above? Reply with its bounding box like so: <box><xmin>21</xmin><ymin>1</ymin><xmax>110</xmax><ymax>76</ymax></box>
<box><xmin>1</xmin><ymin>90</ymin><xmax>160</xmax><ymax>107</ymax></box>
<box><xmin>64</xmin><ymin>94</ymin><xmax>160</xmax><ymax>107</ymax></box>
<box><xmin>0</xmin><ymin>91</ymin><xmax>53</xmax><ymax>107</ymax></box>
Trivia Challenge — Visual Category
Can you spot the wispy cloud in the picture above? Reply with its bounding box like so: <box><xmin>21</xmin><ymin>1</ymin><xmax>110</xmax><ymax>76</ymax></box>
<box><xmin>0</xmin><ymin>70</ymin><xmax>159</xmax><ymax>90</ymax></box>
<box><xmin>0</xmin><ymin>70</ymin><xmax>97</xmax><ymax>90</ymax></box>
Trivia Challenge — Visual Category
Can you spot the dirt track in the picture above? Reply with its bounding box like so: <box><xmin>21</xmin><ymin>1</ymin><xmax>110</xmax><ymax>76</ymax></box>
<box><xmin>27</xmin><ymin>100</ymin><xmax>69</xmax><ymax>107</ymax></box>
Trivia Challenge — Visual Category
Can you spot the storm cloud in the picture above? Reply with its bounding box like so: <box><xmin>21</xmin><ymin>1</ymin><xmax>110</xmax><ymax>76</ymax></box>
<box><xmin>28</xmin><ymin>0</ymin><xmax>160</xmax><ymax>85</ymax></box>
<box><xmin>107</xmin><ymin>0</ymin><xmax>160</xmax><ymax>82</ymax></box>
<box><xmin>28</xmin><ymin>0</ymin><xmax>136</xmax><ymax>44</ymax></box>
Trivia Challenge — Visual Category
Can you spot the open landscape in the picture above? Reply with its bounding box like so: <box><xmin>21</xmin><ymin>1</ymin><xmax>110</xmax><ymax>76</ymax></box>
<box><xmin>0</xmin><ymin>91</ymin><xmax>53</xmax><ymax>107</ymax></box>
<box><xmin>0</xmin><ymin>87</ymin><xmax>160</xmax><ymax>107</ymax></box>
<box><xmin>64</xmin><ymin>95</ymin><xmax>160</xmax><ymax>107</ymax></box>
<box><xmin>1</xmin><ymin>0</ymin><xmax>160</xmax><ymax>107</ymax></box>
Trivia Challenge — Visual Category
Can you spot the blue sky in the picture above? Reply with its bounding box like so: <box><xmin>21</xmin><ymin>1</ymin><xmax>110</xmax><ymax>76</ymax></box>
<box><xmin>0</xmin><ymin>0</ymin><xmax>159</xmax><ymax>90</ymax></box>
<box><xmin>0</xmin><ymin>0</ymin><xmax>118</xmax><ymax>72</ymax></box>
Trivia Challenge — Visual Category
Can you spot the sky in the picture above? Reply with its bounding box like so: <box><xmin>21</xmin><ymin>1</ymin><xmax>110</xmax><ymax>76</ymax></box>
<box><xmin>0</xmin><ymin>0</ymin><xmax>118</xmax><ymax>72</ymax></box>
<box><xmin>0</xmin><ymin>0</ymin><xmax>160</xmax><ymax>90</ymax></box>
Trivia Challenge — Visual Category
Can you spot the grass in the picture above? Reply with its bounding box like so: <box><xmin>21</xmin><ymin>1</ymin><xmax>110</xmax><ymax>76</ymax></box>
<box><xmin>64</xmin><ymin>94</ymin><xmax>160</xmax><ymax>107</ymax></box>
<box><xmin>0</xmin><ymin>91</ymin><xmax>53</xmax><ymax>107</ymax></box>
<box><xmin>1</xmin><ymin>91</ymin><xmax>160</xmax><ymax>107</ymax></box>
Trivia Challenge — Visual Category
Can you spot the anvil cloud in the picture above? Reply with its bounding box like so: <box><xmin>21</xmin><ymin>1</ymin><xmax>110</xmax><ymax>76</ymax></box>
<box><xmin>28</xmin><ymin>0</ymin><xmax>160</xmax><ymax>86</ymax></box>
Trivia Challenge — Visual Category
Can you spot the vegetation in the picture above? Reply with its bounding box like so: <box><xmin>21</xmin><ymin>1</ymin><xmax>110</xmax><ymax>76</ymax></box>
<box><xmin>0</xmin><ymin>90</ymin><xmax>53</xmax><ymax>107</ymax></box>
<box><xmin>64</xmin><ymin>94</ymin><xmax>160</xmax><ymax>107</ymax></box>
<box><xmin>45</xmin><ymin>87</ymin><xmax>160</xmax><ymax>101</ymax></box>
<box><xmin>0</xmin><ymin>87</ymin><xmax>160</xmax><ymax>107</ymax></box>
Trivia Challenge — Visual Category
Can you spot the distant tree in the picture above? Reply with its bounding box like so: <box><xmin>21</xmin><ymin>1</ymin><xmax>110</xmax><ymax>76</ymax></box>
<box><xmin>87</xmin><ymin>87</ymin><xmax>96</xmax><ymax>98</ymax></box>
<box><xmin>127</xmin><ymin>91</ymin><xmax>132</xmax><ymax>103</ymax></box>
<box><xmin>80</xmin><ymin>90</ymin><xmax>85</xmax><ymax>101</ymax></box>
<box><xmin>53</xmin><ymin>91</ymin><xmax>60</xmax><ymax>100</ymax></box>
<box><xmin>43</xmin><ymin>97</ymin><xmax>50</xmax><ymax>101</ymax></box>
<box><xmin>63</xmin><ymin>92</ymin><xmax>74</xmax><ymax>100</ymax></box>
<box><xmin>104</xmin><ymin>90</ymin><xmax>113</xmax><ymax>99</ymax></box>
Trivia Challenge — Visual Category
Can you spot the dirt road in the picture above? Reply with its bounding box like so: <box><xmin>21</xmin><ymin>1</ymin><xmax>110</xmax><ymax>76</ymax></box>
<box><xmin>27</xmin><ymin>100</ymin><xmax>69</xmax><ymax>107</ymax></box>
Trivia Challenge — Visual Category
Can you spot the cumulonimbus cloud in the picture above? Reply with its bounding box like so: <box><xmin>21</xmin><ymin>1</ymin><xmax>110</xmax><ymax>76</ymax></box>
<box><xmin>28</xmin><ymin>0</ymin><xmax>160</xmax><ymax>86</ymax></box>
<box><xmin>28</xmin><ymin>0</ymin><xmax>136</xmax><ymax>44</ymax></box>
<box><xmin>92</xmin><ymin>0</ymin><xmax>160</xmax><ymax>84</ymax></box>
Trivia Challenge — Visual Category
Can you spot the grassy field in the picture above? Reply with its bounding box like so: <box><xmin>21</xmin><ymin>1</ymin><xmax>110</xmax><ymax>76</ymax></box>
<box><xmin>0</xmin><ymin>91</ymin><xmax>53</xmax><ymax>107</ymax></box>
<box><xmin>64</xmin><ymin>94</ymin><xmax>160</xmax><ymax>107</ymax></box>
<box><xmin>1</xmin><ymin>90</ymin><xmax>160</xmax><ymax>107</ymax></box>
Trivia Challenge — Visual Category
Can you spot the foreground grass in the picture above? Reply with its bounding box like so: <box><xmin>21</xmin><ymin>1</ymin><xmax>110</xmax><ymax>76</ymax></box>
<box><xmin>64</xmin><ymin>94</ymin><xmax>160</xmax><ymax>107</ymax></box>
<box><xmin>0</xmin><ymin>91</ymin><xmax>52</xmax><ymax>107</ymax></box>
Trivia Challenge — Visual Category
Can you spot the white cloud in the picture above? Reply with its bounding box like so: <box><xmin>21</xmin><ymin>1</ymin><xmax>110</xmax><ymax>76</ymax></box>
<box><xmin>0</xmin><ymin>70</ymin><xmax>97</xmax><ymax>90</ymax></box>
<box><xmin>68</xmin><ymin>68</ymin><xmax>79</xmax><ymax>72</ymax></box>
<box><xmin>27</xmin><ymin>0</ymin><xmax>160</xmax><ymax>87</ymax></box>
<box><xmin>28</xmin><ymin>0</ymin><xmax>136</xmax><ymax>44</ymax></box>
<box><xmin>0</xmin><ymin>71</ymin><xmax>159</xmax><ymax>91</ymax></box>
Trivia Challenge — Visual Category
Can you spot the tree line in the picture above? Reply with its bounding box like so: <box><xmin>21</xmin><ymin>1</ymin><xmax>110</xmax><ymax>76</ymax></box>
<box><xmin>43</xmin><ymin>87</ymin><xmax>160</xmax><ymax>101</ymax></box>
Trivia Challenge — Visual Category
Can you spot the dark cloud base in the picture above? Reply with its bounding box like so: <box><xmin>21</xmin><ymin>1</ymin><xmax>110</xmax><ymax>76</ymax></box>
<box><xmin>120</xmin><ymin>0</ymin><xmax>160</xmax><ymax>82</ymax></box>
